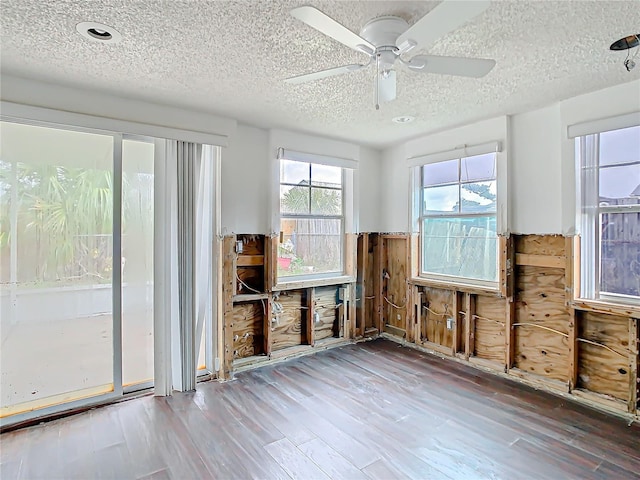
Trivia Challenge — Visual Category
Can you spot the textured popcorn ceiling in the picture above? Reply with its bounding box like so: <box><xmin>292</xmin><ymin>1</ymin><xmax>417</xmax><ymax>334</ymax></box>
<box><xmin>1</xmin><ymin>1</ymin><xmax>639</xmax><ymax>148</ymax></box>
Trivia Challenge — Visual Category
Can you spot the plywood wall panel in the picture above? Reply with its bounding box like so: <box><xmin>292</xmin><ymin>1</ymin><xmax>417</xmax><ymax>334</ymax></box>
<box><xmin>578</xmin><ymin>312</ymin><xmax>630</xmax><ymax>401</ymax></box>
<box><xmin>514</xmin><ymin>265</ymin><xmax>571</xmax><ymax>381</ymax></box>
<box><xmin>384</xmin><ymin>237</ymin><xmax>408</xmax><ymax>331</ymax></box>
<box><xmin>474</xmin><ymin>296</ymin><xmax>506</xmax><ymax>361</ymax></box>
<box><xmin>515</xmin><ymin>234</ymin><xmax>566</xmax><ymax>256</ymax></box>
<box><xmin>231</xmin><ymin>302</ymin><xmax>264</xmax><ymax>359</ymax></box>
<box><xmin>421</xmin><ymin>287</ymin><xmax>454</xmax><ymax>348</ymax></box>
<box><xmin>272</xmin><ymin>290</ymin><xmax>304</xmax><ymax>351</ymax></box>
<box><xmin>315</xmin><ymin>286</ymin><xmax>339</xmax><ymax>341</ymax></box>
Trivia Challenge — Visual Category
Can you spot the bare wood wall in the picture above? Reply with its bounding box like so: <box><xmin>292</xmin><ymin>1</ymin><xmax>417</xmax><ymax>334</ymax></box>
<box><xmin>356</xmin><ymin>233</ymin><xmax>639</xmax><ymax>417</ymax></box>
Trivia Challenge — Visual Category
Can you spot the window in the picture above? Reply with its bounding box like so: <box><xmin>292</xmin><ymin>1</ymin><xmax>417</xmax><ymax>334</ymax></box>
<box><xmin>577</xmin><ymin>124</ymin><xmax>640</xmax><ymax>304</ymax></box>
<box><xmin>278</xmin><ymin>159</ymin><xmax>344</xmax><ymax>279</ymax></box>
<box><xmin>419</xmin><ymin>152</ymin><xmax>498</xmax><ymax>284</ymax></box>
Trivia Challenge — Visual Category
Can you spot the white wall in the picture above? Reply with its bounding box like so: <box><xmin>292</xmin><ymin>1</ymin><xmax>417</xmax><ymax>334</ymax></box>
<box><xmin>357</xmin><ymin>146</ymin><xmax>382</xmax><ymax>233</ymax></box>
<box><xmin>0</xmin><ymin>75</ymin><xmax>236</xmax><ymax>142</ymax></box>
<box><xmin>379</xmin><ymin>79</ymin><xmax>640</xmax><ymax>235</ymax></box>
<box><xmin>221</xmin><ymin>124</ymin><xmax>269</xmax><ymax>234</ymax></box>
<box><xmin>380</xmin><ymin>143</ymin><xmax>408</xmax><ymax>232</ymax></box>
<box><xmin>510</xmin><ymin>105</ymin><xmax>563</xmax><ymax>234</ymax></box>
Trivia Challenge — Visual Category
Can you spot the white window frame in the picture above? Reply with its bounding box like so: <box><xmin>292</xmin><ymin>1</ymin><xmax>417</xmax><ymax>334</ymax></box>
<box><xmin>409</xmin><ymin>141</ymin><xmax>505</xmax><ymax>291</ymax></box>
<box><xmin>274</xmin><ymin>148</ymin><xmax>356</xmax><ymax>288</ymax></box>
<box><xmin>573</xmin><ymin>113</ymin><xmax>640</xmax><ymax>307</ymax></box>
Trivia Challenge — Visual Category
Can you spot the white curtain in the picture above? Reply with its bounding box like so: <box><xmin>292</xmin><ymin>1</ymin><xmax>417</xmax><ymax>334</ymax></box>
<box><xmin>155</xmin><ymin>140</ymin><xmax>214</xmax><ymax>395</ymax></box>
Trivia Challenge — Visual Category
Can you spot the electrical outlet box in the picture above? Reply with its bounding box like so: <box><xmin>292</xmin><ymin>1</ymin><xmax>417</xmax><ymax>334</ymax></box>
<box><xmin>235</xmin><ymin>240</ymin><xmax>243</xmax><ymax>254</ymax></box>
<box><xmin>446</xmin><ymin>317</ymin><xmax>454</xmax><ymax>330</ymax></box>
<box><xmin>397</xmin><ymin>314</ymin><xmax>401</xmax><ymax>320</ymax></box>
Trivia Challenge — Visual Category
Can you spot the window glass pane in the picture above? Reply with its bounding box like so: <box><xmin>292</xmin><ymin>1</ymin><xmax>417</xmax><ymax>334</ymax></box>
<box><xmin>422</xmin><ymin>159</ymin><xmax>458</xmax><ymax>186</ymax></box>
<box><xmin>461</xmin><ymin>181</ymin><xmax>497</xmax><ymax>213</ymax></box>
<box><xmin>278</xmin><ymin>218</ymin><xmax>342</xmax><ymax>277</ymax></box>
<box><xmin>311</xmin><ymin>164</ymin><xmax>341</xmax><ymax>188</ymax></box>
<box><xmin>280</xmin><ymin>185</ymin><xmax>309</xmax><ymax>214</ymax></box>
<box><xmin>422</xmin><ymin>216</ymin><xmax>497</xmax><ymax>282</ymax></box>
<box><xmin>280</xmin><ymin>159</ymin><xmax>309</xmax><ymax>185</ymax></box>
<box><xmin>0</xmin><ymin>121</ymin><xmax>114</xmax><ymax>413</ymax></box>
<box><xmin>461</xmin><ymin>153</ymin><xmax>496</xmax><ymax>182</ymax></box>
<box><xmin>599</xmin><ymin>125</ymin><xmax>640</xmax><ymax>166</ymax></box>
<box><xmin>600</xmin><ymin>212</ymin><xmax>640</xmax><ymax>297</ymax></box>
<box><xmin>121</xmin><ymin>139</ymin><xmax>154</xmax><ymax>387</ymax></box>
<box><xmin>423</xmin><ymin>184</ymin><xmax>459</xmax><ymax>214</ymax></box>
<box><xmin>599</xmin><ymin>163</ymin><xmax>640</xmax><ymax>201</ymax></box>
<box><xmin>311</xmin><ymin>187</ymin><xmax>342</xmax><ymax>215</ymax></box>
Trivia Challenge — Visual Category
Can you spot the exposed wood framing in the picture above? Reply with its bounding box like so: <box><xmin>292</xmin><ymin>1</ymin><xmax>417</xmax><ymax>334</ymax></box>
<box><xmin>452</xmin><ymin>291</ymin><xmax>460</xmax><ymax>356</ymax></box>
<box><xmin>515</xmin><ymin>253</ymin><xmax>565</xmax><ymax>269</ymax></box>
<box><xmin>464</xmin><ymin>293</ymin><xmax>476</xmax><ymax>360</ymax></box>
<box><xmin>306</xmin><ymin>287</ymin><xmax>315</xmax><ymax>347</ymax></box>
<box><xmin>348</xmin><ymin>283</ymin><xmax>356</xmax><ymax>339</ymax></box>
<box><xmin>414</xmin><ymin>287</ymin><xmax>422</xmax><ymax>347</ymax></box>
<box><xmin>357</xmin><ymin>233</ymin><xmax>369</xmax><ymax>337</ymax></box>
<box><xmin>629</xmin><ymin>317</ymin><xmax>638</xmax><ymax>414</ymax></box>
<box><xmin>222</xmin><ymin>236</ymin><xmax>237</xmax><ymax>379</ymax></box>
<box><xmin>374</xmin><ymin>234</ymin><xmax>383</xmax><ymax>332</ymax></box>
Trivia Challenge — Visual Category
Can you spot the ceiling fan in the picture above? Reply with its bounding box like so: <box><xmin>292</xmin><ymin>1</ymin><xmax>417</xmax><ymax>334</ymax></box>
<box><xmin>285</xmin><ymin>0</ymin><xmax>496</xmax><ymax>109</ymax></box>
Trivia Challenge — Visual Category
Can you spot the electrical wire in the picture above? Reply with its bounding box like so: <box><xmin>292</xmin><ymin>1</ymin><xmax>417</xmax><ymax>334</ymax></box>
<box><xmin>577</xmin><ymin>338</ymin><xmax>628</xmax><ymax>358</ymax></box>
<box><xmin>384</xmin><ymin>295</ymin><xmax>406</xmax><ymax>309</ymax></box>
<box><xmin>512</xmin><ymin>322</ymin><xmax>568</xmax><ymax>338</ymax></box>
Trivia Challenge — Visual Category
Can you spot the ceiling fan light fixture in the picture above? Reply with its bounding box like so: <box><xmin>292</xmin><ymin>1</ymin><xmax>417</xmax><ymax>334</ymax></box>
<box><xmin>392</xmin><ymin>116</ymin><xmax>415</xmax><ymax>124</ymax></box>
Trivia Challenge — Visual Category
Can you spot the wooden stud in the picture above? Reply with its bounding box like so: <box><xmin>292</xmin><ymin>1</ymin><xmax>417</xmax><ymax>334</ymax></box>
<box><xmin>264</xmin><ymin>294</ymin><xmax>272</xmax><ymax>356</ymax></box>
<box><xmin>307</xmin><ymin>287</ymin><xmax>315</xmax><ymax>347</ymax></box>
<box><xmin>356</xmin><ymin>234</ymin><xmax>367</xmax><ymax>337</ymax></box>
<box><xmin>564</xmin><ymin>235</ymin><xmax>574</xmax><ymax>305</ymax></box>
<box><xmin>505</xmin><ymin>296</ymin><xmax>515</xmax><ymax>372</ymax></box>
<box><xmin>222</xmin><ymin>235</ymin><xmax>237</xmax><ymax>379</ymax></box>
<box><xmin>452</xmin><ymin>290</ymin><xmax>459</xmax><ymax>356</ymax></box>
<box><xmin>348</xmin><ymin>283</ymin><xmax>357</xmax><ymax>339</ymax></box>
<box><xmin>374</xmin><ymin>234</ymin><xmax>384</xmax><ymax>333</ymax></box>
<box><xmin>414</xmin><ymin>288</ymin><xmax>422</xmax><ymax>345</ymax></box>
<box><xmin>236</xmin><ymin>255</ymin><xmax>264</xmax><ymax>267</ymax></box>
<box><xmin>405</xmin><ymin>236</ymin><xmax>413</xmax><ymax>343</ymax></box>
<box><xmin>515</xmin><ymin>253</ymin><xmax>565</xmax><ymax>269</ymax></box>
<box><xmin>345</xmin><ymin>233</ymin><xmax>357</xmax><ymax>278</ymax></box>
<box><xmin>568</xmin><ymin>309</ymin><xmax>578</xmax><ymax>391</ymax></box>
<box><xmin>410</xmin><ymin>233</ymin><xmax>420</xmax><ymax>280</ymax></box>
<box><xmin>629</xmin><ymin>317</ymin><xmax>638</xmax><ymax>414</ymax></box>
<box><xmin>265</xmin><ymin>235</ymin><xmax>277</xmax><ymax>292</ymax></box>
<box><xmin>464</xmin><ymin>293</ymin><xmax>476</xmax><ymax>360</ymax></box>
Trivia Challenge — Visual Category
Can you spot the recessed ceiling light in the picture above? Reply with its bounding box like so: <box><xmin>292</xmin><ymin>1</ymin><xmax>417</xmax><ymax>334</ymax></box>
<box><xmin>392</xmin><ymin>116</ymin><xmax>415</xmax><ymax>124</ymax></box>
<box><xmin>610</xmin><ymin>34</ymin><xmax>639</xmax><ymax>51</ymax></box>
<box><xmin>76</xmin><ymin>22</ymin><xmax>122</xmax><ymax>44</ymax></box>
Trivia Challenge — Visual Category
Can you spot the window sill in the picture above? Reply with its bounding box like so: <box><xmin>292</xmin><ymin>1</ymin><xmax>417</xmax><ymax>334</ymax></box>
<box><xmin>571</xmin><ymin>299</ymin><xmax>640</xmax><ymax>318</ymax></box>
<box><xmin>410</xmin><ymin>276</ymin><xmax>502</xmax><ymax>297</ymax></box>
<box><xmin>274</xmin><ymin>275</ymin><xmax>355</xmax><ymax>291</ymax></box>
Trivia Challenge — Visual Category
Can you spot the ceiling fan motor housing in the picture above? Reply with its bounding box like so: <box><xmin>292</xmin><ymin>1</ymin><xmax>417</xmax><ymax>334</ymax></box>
<box><xmin>360</xmin><ymin>16</ymin><xmax>409</xmax><ymax>72</ymax></box>
<box><xmin>359</xmin><ymin>16</ymin><xmax>409</xmax><ymax>48</ymax></box>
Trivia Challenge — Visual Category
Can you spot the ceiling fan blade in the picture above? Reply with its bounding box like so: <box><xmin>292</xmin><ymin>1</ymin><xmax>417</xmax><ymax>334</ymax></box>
<box><xmin>377</xmin><ymin>70</ymin><xmax>397</xmax><ymax>104</ymax></box>
<box><xmin>291</xmin><ymin>6</ymin><xmax>375</xmax><ymax>54</ymax></box>
<box><xmin>407</xmin><ymin>55</ymin><xmax>495</xmax><ymax>78</ymax></box>
<box><xmin>285</xmin><ymin>64</ymin><xmax>366</xmax><ymax>85</ymax></box>
<box><xmin>396</xmin><ymin>0</ymin><xmax>490</xmax><ymax>50</ymax></box>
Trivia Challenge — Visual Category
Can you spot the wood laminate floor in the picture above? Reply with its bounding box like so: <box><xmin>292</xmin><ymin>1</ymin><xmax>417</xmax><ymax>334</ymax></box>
<box><xmin>1</xmin><ymin>339</ymin><xmax>639</xmax><ymax>479</ymax></box>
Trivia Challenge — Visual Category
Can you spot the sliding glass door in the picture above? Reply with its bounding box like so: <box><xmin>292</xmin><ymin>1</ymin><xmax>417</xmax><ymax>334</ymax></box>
<box><xmin>0</xmin><ymin>122</ymin><xmax>118</xmax><ymax>417</ymax></box>
<box><xmin>121</xmin><ymin>138</ymin><xmax>155</xmax><ymax>389</ymax></box>
<box><xmin>0</xmin><ymin>122</ymin><xmax>157</xmax><ymax>421</ymax></box>
<box><xmin>1</xmin><ymin>119</ymin><xmax>218</xmax><ymax>425</ymax></box>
